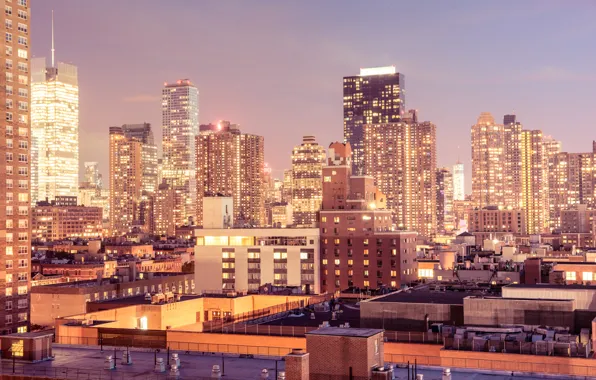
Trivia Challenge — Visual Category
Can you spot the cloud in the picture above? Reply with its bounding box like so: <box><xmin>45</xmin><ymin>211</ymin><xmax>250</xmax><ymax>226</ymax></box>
<box><xmin>122</xmin><ymin>94</ymin><xmax>159</xmax><ymax>103</ymax></box>
<box><xmin>525</xmin><ymin>66</ymin><xmax>596</xmax><ymax>82</ymax></box>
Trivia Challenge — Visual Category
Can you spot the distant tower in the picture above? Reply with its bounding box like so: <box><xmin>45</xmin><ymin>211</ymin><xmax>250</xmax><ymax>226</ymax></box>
<box><xmin>162</xmin><ymin>80</ymin><xmax>199</xmax><ymax>226</ymax></box>
<box><xmin>343</xmin><ymin>66</ymin><xmax>405</xmax><ymax>175</ymax></box>
<box><xmin>291</xmin><ymin>136</ymin><xmax>326</xmax><ymax>227</ymax></box>
<box><xmin>31</xmin><ymin>14</ymin><xmax>79</xmax><ymax>204</ymax></box>
<box><xmin>471</xmin><ymin>112</ymin><xmax>504</xmax><ymax>208</ymax></box>
<box><xmin>452</xmin><ymin>162</ymin><xmax>465</xmax><ymax>201</ymax></box>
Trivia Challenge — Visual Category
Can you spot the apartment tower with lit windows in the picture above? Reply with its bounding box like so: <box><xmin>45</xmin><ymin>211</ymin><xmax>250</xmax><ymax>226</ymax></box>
<box><xmin>195</xmin><ymin>121</ymin><xmax>265</xmax><ymax>227</ymax></box>
<box><xmin>363</xmin><ymin>110</ymin><xmax>437</xmax><ymax>237</ymax></box>
<box><xmin>162</xmin><ymin>80</ymin><xmax>199</xmax><ymax>226</ymax></box>
<box><xmin>471</xmin><ymin>112</ymin><xmax>505</xmax><ymax>208</ymax></box>
<box><xmin>1</xmin><ymin>0</ymin><xmax>31</xmax><ymax>333</ymax></box>
<box><xmin>343</xmin><ymin>66</ymin><xmax>405</xmax><ymax>175</ymax></box>
<box><xmin>291</xmin><ymin>136</ymin><xmax>326</xmax><ymax>227</ymax></box>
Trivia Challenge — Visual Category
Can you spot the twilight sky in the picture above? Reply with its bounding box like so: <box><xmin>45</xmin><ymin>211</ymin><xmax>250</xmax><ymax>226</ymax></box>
<box><xmin>32</xmin><ymin>0</ymin><xmax>596</xmax><ymax>193</ymax></box>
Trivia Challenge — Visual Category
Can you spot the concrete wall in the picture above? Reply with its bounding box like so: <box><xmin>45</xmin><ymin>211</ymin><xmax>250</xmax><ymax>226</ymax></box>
<box><xmin>360</xmin><ymin>301</ymin><xmax>463</xmax><ymax>330</ymax></box>
<box><xmin>464</xmin><ymin>297</ymin><xmax>575</xmax><ymax>329</ymax></box>
<box><xmin>503</xmin><ymin>286</ymin><xmax>596</xmax><ymax>311</ymax></box>
<box><xmin>31</xmin><ymin>292</ymin><xmax>89</xmax><ymax>327</ymax></box>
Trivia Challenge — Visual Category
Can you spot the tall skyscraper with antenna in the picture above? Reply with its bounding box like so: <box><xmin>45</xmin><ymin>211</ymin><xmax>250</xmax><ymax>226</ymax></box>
<box><xmin>31</xmin><ymin>12</ymin><xmax>79</xmax><ymax>204</ymax></box>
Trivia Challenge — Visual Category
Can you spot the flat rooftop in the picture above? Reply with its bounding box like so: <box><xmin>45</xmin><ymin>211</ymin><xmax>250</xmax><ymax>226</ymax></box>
<box><xmin>306</xmin><ymin>326</ymin><xmax>383</xmax><ymax>338</ymax></box>
<box><xmin>90</xmin><ymin>294</ymin><xmax>202</xmax><ymax>305</ymax></box>
<box><xmin>13</xmin><ymin>346</ymin><xmax>555</xmax><ymax>380</ymax></box>
<box><xmin>263</xmin><ymin>304</ymin><xmax>360</xmax><ymax>328</ymax></box>
<box><xmin>505</xmin><ymin>284</ymin><xmax>596</xmax><ymax>290</ymax></box>
<box><xmin>370</xmin><ymin>289</ymin><xmax>484</xmax><ymax>305</ymax></box>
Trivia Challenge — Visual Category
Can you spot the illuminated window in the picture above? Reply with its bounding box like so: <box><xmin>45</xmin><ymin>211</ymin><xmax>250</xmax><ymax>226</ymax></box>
<box><xmin>364</xmin><ymin>260</ymin><xmax>369</xmax><ymax>266</ymax></box>
<box><xmin>10</xmin><ymin>340</ymin><xmax>23</xmax><ymax>357</ymax></box>
<box><xmin>221</xmin><ymin>251</ymin><xmax>235</xmax><ymax>259</ymax></box>
<box><xmin>390</xmin><ymin>271</ymin><xmax>397</xmax><ymax>277</ymax></box>
<box><xmin>334</xmin><ymin>259</ymin><xmax>340</xmax><ymax>265</ymax></box>
<box><xmin>324</xmin><ymin>176</ymin><xmax>331</xmax><ymax>182</ymax></box>
<box><xmin>418</xmin><ymin>269</ymin><xmax>434</xmax><ymax>279</ymax></box>
<box><xmin>363</xmin><ymin>281</ymin><xmax>370</xmax><ymax>287</ymax></box>
<box><xmin>321</xmin><ymin>217</ymin><xmax>327</xmax><ymax>223</ymax></box>
<box><xmin>334</xmin><ymin>270</ymin><xmax>340</xmax><ymax>276</ymax></box>
<box><xmin>300</xmin><ymin>252</ymin><xmax>308</xmax><ymax>260</ymax></box>
<box><xmin>334</xmin><ymin>217</ymin><xmax>340</xmax><ymax>223</ymax></box>
<box><xmin>348</xmin><ymin>260</ymin><xmax>353</xmax><ymax>266</ymax></box>
<box><xmin>206</xmin><ymin>236</ymin><xmax>229</xmax><ymax>246</ymax></box>
<box><xmin>364</xmin><ymin>249</ymin><xmax>369</xmax><ymax>256</ymax></box>
<box><xmin>248</xmin><ymin>251</ymin><xmax>260</xmax><ymax>259</ymax></box>
<box><xmin>565</xmin><ymin>271</ymin><xmax>576</xmax><ymax>281</ymax></box>
<box><xmin>582</xmin><ymin>272</ymin><xmax>593</xmax><ymax>282</ymax></box>
<box><xmin>322</xmin><ymin>259</ymin><xmax>328</xmax><ymax>265</ymax></box>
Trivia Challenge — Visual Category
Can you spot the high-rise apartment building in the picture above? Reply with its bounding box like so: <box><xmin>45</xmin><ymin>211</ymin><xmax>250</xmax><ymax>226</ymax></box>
<box><xmin>363</xmin><ymin>114</ymin><xmax>437</xmax><ymax>237</ymax></box>
<box><xmin>162</xmin><ymin>80</ymin><xmax>199</xmax><ymax>226</ymax></box>
<box><xmin>503</xmin><ymin>116</ymin><xmax>522</xmax><ymax>209</ymax></box>
<box><xmin>109</xmin><ymin>127</ymin><xmax>143</xmax><ymax>236</ymax></box>
<box><xmin>1</xmin><ymin>0</ymin><xmax>31</xmax><ymax>333</ymax></box>
<box><xmin>471</xmin><ymin>112</ymin><xmax>505</xmax><ymax>208</ymax></box>
<box><xmin>282</xmin><ymin>169</ymin><xmax>293</xmax><ymax>204</ymax></box>
<box><xmin>520</xmin><ymin>130</ymin><xmax>549</xmax><ymax>234</ymax></box>
<box><xmin>291</xmin><ymin>136</ymin><xmax>325</xmax><ymax>227</ymax></box>
<box><xmin>548</xmin><ymin>149</ymin><xmax>596</xmax><ymax>230</ymax></box>
<box><xmin>452</xmin><ymin>162</ymin><xmax>465</xmax><ymax>201</ymax></box>
<box><xmin>121</xmin><ymin>123</ymin><xmax>157</xmax><ymax>194</ymax></box>
<box><xmin>436</xmin><ymin>167</ymin><xmax>454</xmax><ymax>234</ymax></box>
<box><xmin>320</xmin><ymin>142</ymin><xmax>417</xmax><ymax>293</ymax></box>
<box><xmin>195</xmin><ymin>121</ymin><xmax>264</xmax><ymax>227</ymax></box>
<box><xmin>31</xmin><ymin>56</ymin><xmax>78</xmax><ymax>205</ymax></box>
<box><xmin>154</xmin><ymin>181</ymin><xmax>176</xmax><ymax>237</ymax></box>
<box><xmin>343</xmin><ymin>66</ymin><xmax>405</xmax><ymax>175</ymax></box>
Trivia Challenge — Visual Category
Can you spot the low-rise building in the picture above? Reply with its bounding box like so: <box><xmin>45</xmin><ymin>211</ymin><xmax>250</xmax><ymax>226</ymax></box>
<box><xmin>468</xmin><ymin>206</ymin><xmax>526</xmax><ymax>245</ymax></box>
<box><xmin>32</xmin><ymin>198</ymin><xmax>103</xmax><ymax>241</ymax></box>
<box><xmin>104</xmin><ymin>244</ymin><xmax>154</xmax><ymax>258</ymax></box>
<box><xmin>195</xmin><ymin>196</ymin><xmax>320</xmax><ymax>294</ymax></box>
<box><xmin>31</xmin><ymin>273</ymin><xmax>195</xmax><ymax>327</ymax></box>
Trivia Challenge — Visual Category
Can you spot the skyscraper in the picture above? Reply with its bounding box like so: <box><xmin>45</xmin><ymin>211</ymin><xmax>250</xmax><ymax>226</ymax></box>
<box><xmin>31</xmin><ymin>56</ymin><xmax>79</xmax><ymax>204</ymax></box>
<box><xmin>520</xmin><ymin>130</ymin><xmax>549</xmax><ymax>234</ymax></box>
<box><xmin>195</xmin><ymin>121</ymin><xmax>265</xmax><ymax>227</ymax></box>
<box><xmin>109</xmin><ymin>126</ymin><xmax>156</xmax><ymax>236</ymax></box>
<box><xmin>1</xmin><ymin>0</ymin><xmax>31</xmax><ymax>333</ymax></box>
<box><xmin>121</xmin><ymin>123</ymin><xmax>158</xmax><ymax>194</ymax></box>
<box><xmin>162</xmin><ymin>79</ymin><xmax>199</xmax><ymax>226</ymax></box>
<box><xmin>452</xmin><ymin>162</ymin><xmax>465</xmax><ymax>201</ymax></box>
<box><xmin>503</xmin><ymin>116</ymin><xmax>522</xmax><ymax>209</ymax></box>
<box><xmin>363</xmin><ymin>114</ymin><xmax>437</xmax><ymax>237</ymax></box>
<box><xmin>471</xmin><ymin>112</ymin><xmax>505</xmax><ymax>208</ymax></box>
<box><xmin>436</xmin><ymin>167</ymin><xmax>454</xmax><ymax>234</ymax></box>
<box><xmin>343</xmin><ymin>66</ymin><xmax>405</xmax><ymax>175</ymax></box>
<box><xmin>291</xmin><ymin>136</ymin><xmax>326</xmax><ymax>227</ymax></box>
<box><xmin>154</xmin><ymin>181</ymin><xmax>176</xmax><ymax>237</ymax></box>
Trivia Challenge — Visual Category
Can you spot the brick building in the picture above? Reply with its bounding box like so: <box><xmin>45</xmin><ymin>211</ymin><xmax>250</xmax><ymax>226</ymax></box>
<box><xmin>32</xmin><ymin>197</ymin><xmax>103</xmax><ymax>241</ymax></box>
<box><xmin>320</xmin><ymin>142</ymin><xmax>417</xmax><ymax>293</ymax></box>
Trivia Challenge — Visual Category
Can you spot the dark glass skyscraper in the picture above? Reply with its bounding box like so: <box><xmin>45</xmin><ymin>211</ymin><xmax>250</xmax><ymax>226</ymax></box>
<box><xmin>343</xmin><ymin>66</ymin><xmax>405</xmax><ymax>174</ymax></box>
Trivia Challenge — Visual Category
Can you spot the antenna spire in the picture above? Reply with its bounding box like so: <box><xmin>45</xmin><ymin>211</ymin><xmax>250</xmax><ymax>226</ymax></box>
<box><xmin>51</xmin><ymin>10</ymin><xmax>55</xmax><ymax>67</ymax></box>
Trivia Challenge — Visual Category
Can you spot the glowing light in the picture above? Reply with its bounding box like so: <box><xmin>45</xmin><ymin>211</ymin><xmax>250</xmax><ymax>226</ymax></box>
<box><xmin>359</xmin><ymin>66</ymin><xmax>396</xmax><ymax>76</ymax></box>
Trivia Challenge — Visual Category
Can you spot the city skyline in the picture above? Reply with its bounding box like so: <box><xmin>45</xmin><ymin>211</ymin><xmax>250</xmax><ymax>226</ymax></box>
<box><xmin>31</xmin><ymin>1</ymin><xmax>596</xmax><ymax>192</ymax></box>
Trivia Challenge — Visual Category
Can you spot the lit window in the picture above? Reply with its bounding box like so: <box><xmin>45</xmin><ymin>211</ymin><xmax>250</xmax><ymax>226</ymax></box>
<box><xmin>565</xmin><ymin>272</ymin><xmax>576</xmax><ymax>281</ymax></box>
<box><xmin>582</xmin><ymin>272</ymin><xmax>593</xmax><ymax>282</ymax></box>
<box><xmin>300</xmin><ymin>252</ymin><xmax>308</xmax><ymax>260</ymax></box>
<box><xmin>418</xmin><ymin>268</ymin><xmax>434</xmax><ymax>279</ymax></box>
<box><xmin>364</xmin><ymin>260</ymin><xmax>369</xmax><ymax>266</ymax></box>
<box><xmin>334</xmin><ymin>259</ymin><xmax>340</xmax><ymax>265</ymax></box>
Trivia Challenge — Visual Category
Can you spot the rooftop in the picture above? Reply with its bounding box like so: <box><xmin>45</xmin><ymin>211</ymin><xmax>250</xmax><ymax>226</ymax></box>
<box><xmin>505</xmin><ymin>283</ymin><xmax>596</xmax><ymax>290</ymax></box>
<box><xmin>263</xmin><ymin>304</ymin><xmax>360</xmax><ymax>328</ymax></box>
<box><xmin>90</xmin><ymin>294</ymin><xmax>202</xmax><ymax>306</ymax></box>
<box><xmin>306</xmin><ymin>326</ymin><xmax>383</xmax><ymax>338</ymax></box>
<box><xmin>370</xmin><ymin>289</ymin><xmax>485</xmax><ymax>305</ymax></box>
